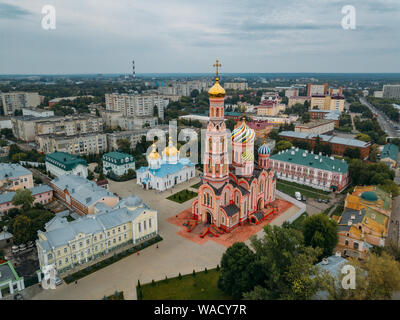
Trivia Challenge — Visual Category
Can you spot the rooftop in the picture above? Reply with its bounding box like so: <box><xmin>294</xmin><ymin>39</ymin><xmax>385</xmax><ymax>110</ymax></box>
<box><xmin>270</xmin><ymin>147</ymin><xmax>348</xmax><ymax>173</ymax></box>
<box><xmin>51</xmin><ymin>175</ymin><xmax>118</xmax><ymax>207</ymax></box>
<box><xmin>0</xmin><ymin>163</ymin><xmax>31</xmax><ymax>180</ymax></box>
<box><xmin>279</xmin><ymin>131</ymin><xmax>370</xmax><ymax>148</ymax></box>
<box><xmin>37</xmin><ymin>195</ymin><xmax>152</xmax><ymax>251</ymax></box>
<box><xmin>0</xmin><ymin>184</ymin><xmax>52</xmax><ymax>204</ymax></box>
<box><xmin>380</xmin><ymin>143</ymin><xmax>399</xmax><ymax>162</ymax></box>
<box><xmin>45</xmin><ymin>152</ymin><xmax>88</xmax><ymax>171</ymax></box>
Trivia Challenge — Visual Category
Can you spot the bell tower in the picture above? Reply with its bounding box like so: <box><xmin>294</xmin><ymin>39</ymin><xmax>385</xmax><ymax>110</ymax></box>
<box><xmin>203</xmin><ymin>60</ymin><xmax>229</xmax><ymax>188</ymax></box>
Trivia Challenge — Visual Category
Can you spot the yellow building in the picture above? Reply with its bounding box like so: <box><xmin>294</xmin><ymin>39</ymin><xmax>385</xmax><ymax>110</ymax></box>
<box><xmin>335</xmin><ymin>186</ymin><xmax>392</xmax><ymax>260</ymax></box>
<box><xmin>36</xmin><ymin>195</ymin><xmax>158</xmax><ymax>274</ymax></box>
<box><xmin>0</xmin><ymin>163</ymin><xmax>34</xmax><ymax>191</ymax></box>
<box><xmin>310</xmin><ymin>95</ymin><xmax>345</xmax><ymax>112</ymax></box>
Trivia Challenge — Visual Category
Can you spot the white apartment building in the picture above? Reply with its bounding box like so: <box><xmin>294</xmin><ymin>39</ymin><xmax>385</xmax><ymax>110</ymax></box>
<box><xmin>22</xmin><ymin>108</ymin><xmax>55</xmax><ymax>118</ymax></box>
<box><xmin>224</xmin><ymin>82</ymin><xmax>249</xmax><ymax>91</ymax></box>
<box><xmin>157</xmin><ymin>80</ymin><xmax>212</xmax><ymax>96</ymax></box>
<box><xmin>117</xmin><ymin>116</ymin><xmax>158</xmax><ymax>130</ymax></box>
<box><xmin>383</xmin><ymin>85</ymin><xmax>400</xmax><ymax>99</ymax></box>
<box><xmin>105</xmin><ymin>93</ymin><xmax>166</xmax><ymax>119</ymax></box>
<box><xmin>0</xmin><ymin>92</ymin><xmax>41</xmax><ymax>115</ymax></box>
<box><xmin>11</xmin><ymin>115</ymin><xmax>103</xmax><ymax>142</ymax></box>
<box><xmin>36</xmin><ymin>132</ymin><xmax>108</xmax><ymax>155</ymax></box>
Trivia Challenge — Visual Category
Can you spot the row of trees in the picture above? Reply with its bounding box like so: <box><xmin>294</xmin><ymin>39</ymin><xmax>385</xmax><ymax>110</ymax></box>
<box><xmin>218</xmin><ymin>216</ymin><xmax>400</xmax><ymax>300</ymax></box>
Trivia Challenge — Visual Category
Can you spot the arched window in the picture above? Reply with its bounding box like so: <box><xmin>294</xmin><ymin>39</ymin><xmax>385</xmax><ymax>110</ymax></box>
<box><xmin>221</xmin><ymin>138</ymin><xmax>225</xmax><ymax>152</ymax></box>
<box><xmin>209</xmin><ymin>138</ymin><xmax>212</xmax><ymax>152</ymax></box>
<box><xmin>203</xmin><ymin>193</ymin><xmax>206</xmax><ymax>205</ymax></box>
<box><xmin>208</xmin><ymin>159</ymin><xmax>212</xmax><ymax>173</ymax></box>
<box><xmin>216</xmin><ymin>108</ymin><xmax>219</xmax><ymax>117</ymax></box>
<box><xmin>224</xmin><ymin>192</ymin><xmax>227</xmax><ymax>205</ymax></box>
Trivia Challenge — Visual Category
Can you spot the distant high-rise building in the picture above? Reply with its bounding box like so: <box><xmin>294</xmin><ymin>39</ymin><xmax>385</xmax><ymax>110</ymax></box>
<box><xmin>383</xmin><ymin>85</ymin><xmax>400</xmax><ymax>99</ymax></box>
<box><xmin>105</xmin><ymin>93</ymin><xmax>165</xmax><ymax>119</ymax></box>
<box><xmin>307</xmin><ymin>83</ymin><xmax>329</xmax><ymax>96</ymax></box>
<box><xmin>0</xmin><ymin>92</ymin><xmax>41</xmax><ymax>115</ymax></box>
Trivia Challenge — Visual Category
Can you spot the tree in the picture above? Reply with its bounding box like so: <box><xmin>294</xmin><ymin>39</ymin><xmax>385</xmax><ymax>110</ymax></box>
<box><xmin>225</xmin><ymin>119</ymin><xmax>236</xmax><ymax>132</ymax></box>
<box><xmin>356</xmin><ymin>133</ymin><xmax>371</xmax><ymax>142</ymax></box>
<box><xmin>273</xmin><ymin>140</ymin><xmax>293</xmax><ymax>154</ymax></box>
<box><xmin>12</xmin><ymin>189</ymin><xmax>35</xmax><ymax>212</ymax></box>
<box><xmin>302</xmin><ymin>214</ymin><xmax>338</xmax><ymax>259</ymax></box>
<box><xmin>343</xmin><ymin>147</ymin><xmax>361</xmax><ymax>159</ymax></box>
<box><xmin>218</xmin><ymin>242</ymin><xmax>258</xmax><ymax>299</ymax></box>
<box><xmin>12</xmin><ymin>215</ymin><xmax>32</xmax><ymax>244</ymax></box>
<box><xmin>117</xmin><ymin>138</ymin><xmax>131</xmax><ymax>154</ymax></box>
<box><xmin>87</xmin><ymin>170</ymin><xmax>94</xmax><ymax>180</ymax></box>
<box><xmin>190</xmin><ymin>89</ymin><xmax>199</xmax><ymax>98</ymax></box>
<box><xmin>243</xmin><ymin>225</ymin><xmax>325</xmax><ymax>300</ymax></box>
<box><xmin>327</xmin><ymin>252</ymin><xmax>400</xmax><ymax>300</ymax></box>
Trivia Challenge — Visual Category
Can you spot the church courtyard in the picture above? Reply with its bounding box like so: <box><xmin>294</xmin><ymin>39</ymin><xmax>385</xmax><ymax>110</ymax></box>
<box><xmin>31</xmin><ymin>174</ymin><xmax>301</xmax><ymax>300</ymax></box>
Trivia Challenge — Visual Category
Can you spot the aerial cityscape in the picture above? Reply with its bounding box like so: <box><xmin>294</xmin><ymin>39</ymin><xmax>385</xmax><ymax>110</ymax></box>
<box><xmin>1</xmin><ymin>0</ymin><xmax>400</xmax><ymax>313</ymax></box>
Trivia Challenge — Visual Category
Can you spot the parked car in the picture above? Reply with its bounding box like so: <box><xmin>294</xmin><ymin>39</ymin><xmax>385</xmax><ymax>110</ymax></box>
<box><xmin>55</xmin><ymin>277</ymin><xmax>63</xmax><ymax>286</ymax></box>
<box><xmin>317</xmin><ymin>198</ymin><xmax>323</xmax><ymax>203</ymax></box>
<box><xmin>323</xmin><ymin>198</ymin><xmax>330</xmax><ymax>204</ymax></box>
<box><xmin>301</xmin><ymin>195</ymin><xmax>307</xmax><ymax>202</ymax></box>
<box><xmin>295</xmin><ymin>192</ymin><xmax>302</xmax><ymax>201</ymax></box>
<box><xmin>14</xmin><ymin>293</ymin><xmax>23</xmax><ymax>300</ymax></box>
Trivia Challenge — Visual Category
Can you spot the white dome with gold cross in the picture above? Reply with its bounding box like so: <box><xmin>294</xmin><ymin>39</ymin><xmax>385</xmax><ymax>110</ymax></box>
<box><xmin>148</xmin><ymin>143</ymin><xmax>161</xmax><ymax>169</ymax></box>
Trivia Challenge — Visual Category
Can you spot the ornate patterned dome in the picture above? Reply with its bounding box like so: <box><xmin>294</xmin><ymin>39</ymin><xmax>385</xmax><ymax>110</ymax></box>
<box><xmin>162</xmin><ymin>137</ymin><xmax>179</xmax><ymax>157</ymax></box>
<box><xmin>241</xmin><ymin>151</ymin><xmax>254</xmax><ymax>162</ymax></box>
<box><xmin>148</xmin><ymin>143</ymin><xmax>161</xmax><ymax>160</ymax></box>
<box><xmin>258</xmin><ymin>144</ymin><xmax>270</xmax><ymax>155</ymax></box>
<box><xmin>232</xmin><ymin>119</ymin><xmax>255</xmax><ymax>144</ymax></box>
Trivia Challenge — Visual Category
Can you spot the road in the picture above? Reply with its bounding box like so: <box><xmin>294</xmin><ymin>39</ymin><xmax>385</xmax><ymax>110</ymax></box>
<box><xmin>388</xmin><ymin>196</ymin><xmax>400</xmax><ymax>247</ymax></box>
<box><xmin>359</xmin><ymin>97</ymin><xmax>400</xmax><ymax>138</ymax></box>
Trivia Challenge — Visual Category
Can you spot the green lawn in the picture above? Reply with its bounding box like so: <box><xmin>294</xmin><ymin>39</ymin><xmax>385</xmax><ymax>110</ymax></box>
<box><xmin>138</xmin><ymin>269</ymin><xmax>232</xmax><ymax>300</ymax></box>
<box><xmin>167</xmin><ymin>189</ymin><xmax>198</xmax><ymax>203</ymax></box>
<box><xmin>191</xmin><ymin>182</ymin><xmax>202</xmax><ymax>189</ymax></box>
<box><xmin>276</xmin><ymin>180</ymin><xmax>329</xmax><ymax>199</ymax></box>
<box><xmin>289</xmin><ymin>212</ymin><xmax>309</xmax><ymax>230</ymax></box>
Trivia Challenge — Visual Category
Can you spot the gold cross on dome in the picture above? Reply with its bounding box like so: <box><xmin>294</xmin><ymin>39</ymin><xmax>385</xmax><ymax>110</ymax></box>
<box><xmin>213</xmin><ymin>59</ymin><xmax>222</xmax><ymax>78</ymax></box>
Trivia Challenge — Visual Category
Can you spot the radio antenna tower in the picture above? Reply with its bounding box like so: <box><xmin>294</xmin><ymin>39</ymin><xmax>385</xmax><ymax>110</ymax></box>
<box><xmin>132</xmin><ymin>60</ymin><xmax>136</xmax><ymax>78</ymax></box>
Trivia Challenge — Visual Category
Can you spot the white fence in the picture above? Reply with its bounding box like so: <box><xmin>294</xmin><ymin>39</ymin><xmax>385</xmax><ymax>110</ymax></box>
<box><xmin>276</xmin><ymin>190</ymin><xmax>306</xmax><ymax>224</ymax></box>
<box><xmin>19</xmin><ymin>161</ymin><xmax>45</xmax><ymax>168</ymax></box>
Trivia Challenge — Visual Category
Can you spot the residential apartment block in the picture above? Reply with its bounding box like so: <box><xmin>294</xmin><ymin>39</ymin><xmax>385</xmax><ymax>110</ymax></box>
<box><xmin>224</xmin><ymin>82</ymin><xmax>249</xmax><ymax>91</ymax></box>
<box><xmin>0</xmin><ymin>92</ymin><xmax>41</xmax><ymax>115</ymax></box>
<box><xmin>37</xmin><ymin>132</ymin><xmax>107</xmax><ymax>155</ymax></box>
<box><xmin>383</xmin><ymin>84</ymin><xmax>400</xmax><ymax>99</ymax></box>
<box><xmin>105</xmin><ymin>93</ymin><xmax>166</xmax><ymax>119</ymax></box>
<box><xmin>11</xmin><ymin>115</ymin><xmax>103</xmax><ymax>142</ymax></box>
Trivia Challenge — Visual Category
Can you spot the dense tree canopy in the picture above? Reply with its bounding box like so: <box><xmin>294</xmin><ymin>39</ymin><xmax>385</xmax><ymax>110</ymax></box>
<box><xmin>302</xmin><ymin>214</ymin><xmax>338</xmax><ymax>259</ymax></box>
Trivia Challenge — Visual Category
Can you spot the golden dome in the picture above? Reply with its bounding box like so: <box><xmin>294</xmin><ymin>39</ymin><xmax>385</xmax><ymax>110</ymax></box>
<box><xmin>148</xmin><ymin>143</ymin><xmax>160</xmax><ymax>160</ymax></box>
<box><xmin>162</xmin><ymin>137</ymin><xmax>179</xmax><ymax>157</ymax></box>
<box><xmin>208</xmin><ymin>78</ymin><xmax>226</xmax><ymax>98</ymax></box>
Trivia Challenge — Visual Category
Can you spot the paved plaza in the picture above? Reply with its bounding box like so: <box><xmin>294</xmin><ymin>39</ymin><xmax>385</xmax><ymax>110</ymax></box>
<box><xmin>32</xmin><ymin>174</ymin><xmax>301</xmax><ymax>300</ymax></box>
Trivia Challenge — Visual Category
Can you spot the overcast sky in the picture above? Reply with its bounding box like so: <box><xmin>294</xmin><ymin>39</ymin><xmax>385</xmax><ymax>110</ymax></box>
<box><xmin>0</xmin><ymin>0</ymin><xmax>399</xmax><ymax>74</ymax></box>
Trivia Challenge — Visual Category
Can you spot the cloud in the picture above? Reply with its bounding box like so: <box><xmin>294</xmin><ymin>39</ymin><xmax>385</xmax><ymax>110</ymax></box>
<box><xmin>0</xmin><ymin>0</ymin><xmax>399</xmax><ymax>73</ymax></box>
<box><xmin>0</xmin><ymin>2</ymin><xmax>31</xmax><ymax>19</ymax></box>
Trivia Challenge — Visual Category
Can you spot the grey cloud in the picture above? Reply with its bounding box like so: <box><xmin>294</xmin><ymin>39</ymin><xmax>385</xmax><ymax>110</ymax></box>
<box><xmin>0</xmin><ymin>3</ymin><xmax>31</xmax><ymax>19</ymax></box>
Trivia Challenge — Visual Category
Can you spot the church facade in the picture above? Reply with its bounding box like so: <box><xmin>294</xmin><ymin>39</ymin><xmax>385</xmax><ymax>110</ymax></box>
<box><xmin>191</xmin><ymin>61</ymin><xmax>277</xmax><ymax>232</ymax></box>
<box><xmin>137</xmin><ymin>137</ymin><xmax>196</xmax><ymax>191</ymax></box>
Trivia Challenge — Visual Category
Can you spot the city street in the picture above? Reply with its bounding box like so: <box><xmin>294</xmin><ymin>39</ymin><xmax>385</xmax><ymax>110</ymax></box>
<box><xmin>359</xmin><ymin>97</ymin><xmax>400</xmax><ymax>138</ymax></box>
